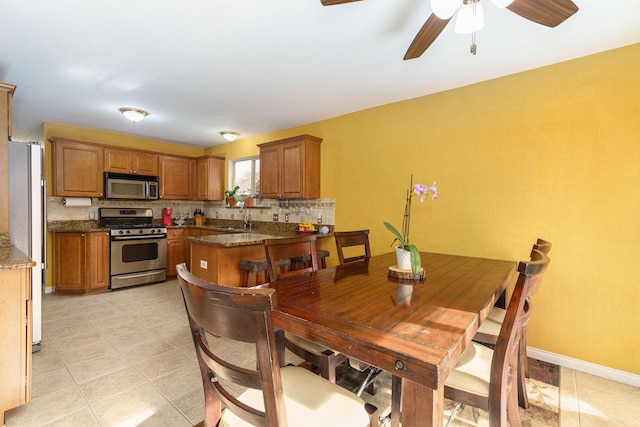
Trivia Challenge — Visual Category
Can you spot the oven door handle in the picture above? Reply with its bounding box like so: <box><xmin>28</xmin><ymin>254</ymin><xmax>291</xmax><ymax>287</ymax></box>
<box><xmin>111</xmin><ymin>235</ymin><xmax>166</xmax><ymax>241</ymax></box>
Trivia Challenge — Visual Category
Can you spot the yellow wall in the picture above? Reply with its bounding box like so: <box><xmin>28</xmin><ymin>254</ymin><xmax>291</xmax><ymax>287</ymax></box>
<box><xmin>44</xmin><ymin>43</ymin><xmax>640</xmax><ymax>375</ymax></box>
<box><xmin>210</xmin><ymin>43</ymin><xmax>640</xmax><ymax>375</ymax></box>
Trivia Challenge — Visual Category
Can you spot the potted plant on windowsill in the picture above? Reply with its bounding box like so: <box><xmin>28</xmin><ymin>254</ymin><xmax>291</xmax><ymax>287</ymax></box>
<box><xmin>383</xmin><ymin>175</ymin><xmax>437</xmax><ymax>276</ymax></box>
<box><xmin>243</xmin><ymin>192</ymin><xmax>259</xmax><ymax>207</ymax></box>
<box><xmin>225</xmin><ymin>185</ymin><xmax>241</xmax><ymax>207</ymax></box>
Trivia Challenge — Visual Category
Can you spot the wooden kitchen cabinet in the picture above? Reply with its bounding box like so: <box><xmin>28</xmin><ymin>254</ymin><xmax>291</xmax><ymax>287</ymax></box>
<box><xmin>167</xmin><ymin>228</ymin><xmax>189</xmax><ymax>276</ymax></box>
<box><xmin>104</xmin><ymin>148</ymin><xmax>158</xmax><ymax>176</ymax></box>
<box><xmin>87</xmin><ymin>231</ymin><xmax>110</xmax><ymax>291</ymax></box>
<box><xmin>196</xmin><ymin>155</ymin><xmax>225</xmax><ymax>201</ymax></box>
<box><xmin>54</xmin><ymin>231</ymin><xmax>110</xmax><ymax>295</ymax></box>
<box><xmin>258</xmin><ymin>134</ymin><xmax>322</xmax><ymax>199</ymax></box>
<box><xmin>158</xmin><ymin>155</ymin><xmax>195</xmax><ymax>200</ymax></box>
<box><xmin>50</xmin><ymin>137</ymin><xmax>104</xmax><ymax>197</ymax></box>
<box><xmin>0</xmin><ymin>267</ymin><xmax>32</xmax><ymax>426</ymax></box>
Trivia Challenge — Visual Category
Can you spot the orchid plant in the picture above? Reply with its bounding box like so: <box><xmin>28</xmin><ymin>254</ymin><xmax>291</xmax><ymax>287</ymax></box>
<box><xmin>384</xmin><ymin>175</ymin><xmax>438</xmax><ymax>275</ymax></box>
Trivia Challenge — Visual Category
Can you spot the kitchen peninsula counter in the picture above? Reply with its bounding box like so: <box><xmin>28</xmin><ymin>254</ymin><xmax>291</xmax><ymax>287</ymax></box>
<box><xmin>188</xmin><ymin>232</ymin><xmax>280</xmax><ymax>247</ymax></box>
<box><xmin>189</xmin><ymin>230</ymin><xmax>331</xmax><ymax>287</ymax></box>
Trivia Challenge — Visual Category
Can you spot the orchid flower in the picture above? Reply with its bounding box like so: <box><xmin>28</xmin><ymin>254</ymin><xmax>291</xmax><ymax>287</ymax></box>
<box><xmin>384</xmin><ymin>175</ymin><xmax>438</xmax><ymax>276</ymax></box>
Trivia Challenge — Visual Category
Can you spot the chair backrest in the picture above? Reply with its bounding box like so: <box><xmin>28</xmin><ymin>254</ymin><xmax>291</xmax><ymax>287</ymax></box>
<box><xmin>533</xmin><ymin>238</ymin><xmax>552</xmax><ymax>255</ymax></box>
<box><xmin>263</xmin><ymin>235</ymin><xmax>318</xmax><ymax>282</ymax></box>
<box><xmin>489</xmin><ymin>249</ymin><xmax>550</xmax><ymax>424</ymax></box>
<box><xmin>334</xmin><ymin>230</ymin><xmax>371</xmax><ymax>265</ymax></box>
<box><xmin>176</xmin><ymin>263</ymin><xmax>288</xmax><ymax>427</ymax></box>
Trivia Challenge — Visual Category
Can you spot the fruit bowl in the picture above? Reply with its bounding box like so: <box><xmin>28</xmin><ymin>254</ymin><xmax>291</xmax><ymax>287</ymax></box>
<box><xmin>294</xmin><ymin>227</ymin><xmax>318</xmax><ymax>233</ymax></box>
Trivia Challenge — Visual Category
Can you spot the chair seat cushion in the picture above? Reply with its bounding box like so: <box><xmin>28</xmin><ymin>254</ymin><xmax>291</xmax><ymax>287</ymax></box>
<box><xmin>445</xmin><ymin>342</ymin><xmax>493</xmax><ymax>398</ymax></box>
<box><xmin>487</xmin><ymin>306</ymin><xmax>506</xmax><ymax>323</ymax></box>
<box><xmin>219</xmin><ymin>366</ymin><xmax>369</xmax><ymax>427</ymax></box>
<box><xmin>285</xmin><ymin>332</ymin><xmax>340</xmax><ymax>356</ymax></box>
<box><xmin>476</xmin><ymin>306</ymin><xmax>506</xmax><ymax>337</ymax></box>
<box><xmin>238</xmin><ymin>257</ymin><xmax>291</xmax><ymax>272</ymax></box>
<box><xmin>477</xmin><ymin>317</ymin><xmax>502</xmax><ymax>337</ymax></box>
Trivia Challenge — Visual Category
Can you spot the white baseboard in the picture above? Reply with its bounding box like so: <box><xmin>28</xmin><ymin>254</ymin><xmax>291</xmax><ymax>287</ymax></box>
<box><xmin>44</xmin><ymin>286</ymin><xmax>53</xmax><ymax>294</ymax></box>
<box><xmin>528</xmin><ymin>347</ymin><xmax>640</xmax><ymax>388</ymax></box>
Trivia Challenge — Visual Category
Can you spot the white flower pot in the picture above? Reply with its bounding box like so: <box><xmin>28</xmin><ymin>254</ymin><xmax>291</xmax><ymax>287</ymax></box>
<box><xmin>395</xmin><ymin>247</ymin><xmax>412</xmax><ymax>270</ymax></box>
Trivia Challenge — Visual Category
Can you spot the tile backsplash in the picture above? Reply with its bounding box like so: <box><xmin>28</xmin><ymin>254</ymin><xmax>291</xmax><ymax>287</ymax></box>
<box><xmin>47</xmin><ymin>197</ymin><xmax>335</xmax><ymax>226</ymax></box>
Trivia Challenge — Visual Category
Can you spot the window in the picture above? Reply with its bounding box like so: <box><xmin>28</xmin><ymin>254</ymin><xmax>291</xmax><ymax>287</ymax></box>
<box><xmin>230</xmin><ymin>157</ymin><xmax>260</xmax><ymax>197</ymax></box>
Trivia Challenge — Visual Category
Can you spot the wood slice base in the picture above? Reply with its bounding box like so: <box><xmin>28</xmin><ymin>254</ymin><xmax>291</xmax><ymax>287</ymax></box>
<box><xmin>387</xmin><ymin>265</ymin><xmax>425</xmax><ymax>281</ymax></box>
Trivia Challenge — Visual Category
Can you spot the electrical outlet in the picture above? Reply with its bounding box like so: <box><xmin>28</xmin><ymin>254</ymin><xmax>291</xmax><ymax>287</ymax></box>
<box><xmin>200</xmin><ymin>260</ymin><xmax>207</xmax><ymax>269</ymax></box>
<box><xmin>215</xmin><ymin>211</ymin><xmax>219</xmax><ymax>219</ymax></box>
<box><xmin>317</xmin><ymin>213</ymin><xmax>322</xmax><ymax>224</ymax></box>
<box><xmin>284</xmin><ymin>213</ymin><xmax>289</xmax><ymax>222</ymax></box>
<box><xmin>273</xmin><ymin>213</ymin><xmax>279</xmax><ymax>222</ymax></box>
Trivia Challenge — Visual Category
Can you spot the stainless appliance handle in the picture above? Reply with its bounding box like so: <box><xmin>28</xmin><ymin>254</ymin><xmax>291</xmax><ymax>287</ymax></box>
<box><xmin>111</xmin><ymin>235</ymin><xmax>167</xmax><ymax>241</ymax></box>
<box><xmin>114</xmin><ymin>270</ymin><xmax>166</xmax><ymax>280</ymax></box>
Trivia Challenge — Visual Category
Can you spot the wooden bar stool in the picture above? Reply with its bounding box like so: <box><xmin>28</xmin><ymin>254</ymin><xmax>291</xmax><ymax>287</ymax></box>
<box><xmin>238</xmin><ymin>258</ymin><xmax>291</xmax><ymax>287</ymax></box>
<box><xmin>290</xmin><ymin>249</ymin><xmax>330</xmax><ymax>270</ymax></box>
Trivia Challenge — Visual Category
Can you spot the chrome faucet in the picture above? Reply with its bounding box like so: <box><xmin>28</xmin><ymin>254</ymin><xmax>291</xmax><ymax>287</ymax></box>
<box><xmin>243</xmin><ymin>209</ymin><xmax>252</xmax><ymax>230</ymax></box>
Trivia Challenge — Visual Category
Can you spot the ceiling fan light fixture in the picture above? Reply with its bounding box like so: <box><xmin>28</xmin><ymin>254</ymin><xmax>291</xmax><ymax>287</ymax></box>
<box><xmin>119</xmin><ymin>107</ymin><xmax>148</xmax><ymax>123</ymax></box>
<box><xmin>430</xmin><ymin>0</ymin><xmax>459</xmax><ymax>19</ymax></box>
<box><xmin>455</xmin><ymin>1</ymin><xmax>484</xmax><ymax>34</ymax></box>
<box><xmin>220</xmin><ymin>131</ymin><xmax>240</xmax><ymax>142</ymax></box>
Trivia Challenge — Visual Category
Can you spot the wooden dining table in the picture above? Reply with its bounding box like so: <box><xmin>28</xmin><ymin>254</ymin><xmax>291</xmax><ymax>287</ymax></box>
<box><xmin>268</xmin><ymin>251</ymin><xmax>517</xmax><ymax>427</ymax></box>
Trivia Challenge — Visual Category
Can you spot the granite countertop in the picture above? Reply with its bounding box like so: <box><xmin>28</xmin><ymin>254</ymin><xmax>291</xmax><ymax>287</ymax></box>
<box><xmin>0</xmin><ymin>246</ymin><xmax>37</xmax><ymax>270</ymax></box>
<box><xmin>48</xmin><ymin>221</ymin><xmax>108</xmax><ymax>232</ymax></box>
<box><xmin>189</xmin><ymin>233</ymin><xmax>281</xmax><ymax>247</ymax></box>
<box><xmin>49</xmin><ymin>220</ymin><xmax>333</xmax><ymax>238</ymax></box>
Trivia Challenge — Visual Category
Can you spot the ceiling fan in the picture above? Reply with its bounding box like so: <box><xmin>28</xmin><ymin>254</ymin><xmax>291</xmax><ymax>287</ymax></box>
<box><xmin>320</xmin><ymin>0</ymin><xmax>579</xmax><ymax>59</ymax></box>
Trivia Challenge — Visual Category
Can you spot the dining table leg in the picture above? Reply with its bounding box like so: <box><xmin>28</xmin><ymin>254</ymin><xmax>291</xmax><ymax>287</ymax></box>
<box><xmin>391</xmin><ymin>376</ymin><xmax>443</xmax><ymax>427</ymax></box>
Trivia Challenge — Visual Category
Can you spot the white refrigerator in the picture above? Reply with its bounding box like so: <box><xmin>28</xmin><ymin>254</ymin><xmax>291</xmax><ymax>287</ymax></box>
<box><xmin>8</xmin><ymin>141</ymin><xmax>45</xmax><ymax>351</ymax></box>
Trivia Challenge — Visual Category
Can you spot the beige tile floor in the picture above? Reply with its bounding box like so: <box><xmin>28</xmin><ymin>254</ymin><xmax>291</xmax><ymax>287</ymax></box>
<box><xmin>5</xmin><ymin>279</ymin><xmax>639</xmax><ymax>426</ymax></box>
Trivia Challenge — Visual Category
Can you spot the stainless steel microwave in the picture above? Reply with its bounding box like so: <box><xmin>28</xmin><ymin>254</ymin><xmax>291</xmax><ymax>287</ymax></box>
<box><xmin>104</xmin><ymin>172</ymin><xmax>159</xmax><ymax>200</ymax></box>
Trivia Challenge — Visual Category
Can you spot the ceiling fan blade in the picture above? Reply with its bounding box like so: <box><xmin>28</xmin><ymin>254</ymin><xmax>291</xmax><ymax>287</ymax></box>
<box><xmin>404</xmin><ymin>14</ymin><xmax>451</xmax><ymax>60</ymax></box>
<box><xmin>320</xmin><ymin>0</ymin><xmax>362</xmax><ymax>5</ymax></box>
<box><xmin>506</xmin><ymin>0</ymin><xmax>578</xmax><ymax>27</ymax></box>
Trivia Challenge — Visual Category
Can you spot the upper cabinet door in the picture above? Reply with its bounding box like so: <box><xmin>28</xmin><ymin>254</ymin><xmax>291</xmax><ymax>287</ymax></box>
<box><xmin>158</xmin><ymin>155</ymin><xmax>195</xmax><ymax>200</ymax></box>
<box><xmin>258</xmin><ymin>134</ymin><xmax>322</xmax><ymax>199</ymax></box>
<box><xmin>51</xmin><ymin>138</ymin><xmax>104</xmax><ymax>197</ymax></box>
<box><xmin>196</xmin><ymin>156</ymin><xmax>225</xmax><ymax>201</ymax></box>
<box><xmin>105</xmin><ymin>148</ymin><xmax>158</xmax><ymax>175</ymax></box>
<box><xmin>259</xmin><ymin>144</ymin><xmax>282</xmax><ymax>199</ymax></box>
<box><xmin>134</xmin><ymin>152</ymin><xmax>159</xmax><ymax>176</ymax></box>
<box><xmin>104</xmin><ymin>148</ymin><xmax>132</xmax><ymax>174</ymax></box>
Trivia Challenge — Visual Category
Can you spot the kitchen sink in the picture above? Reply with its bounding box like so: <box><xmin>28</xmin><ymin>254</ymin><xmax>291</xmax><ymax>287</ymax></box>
<box><xmin>213</xmin><ymin>227</ymin><xmax>250</xmax><ymax>233</ymax></box>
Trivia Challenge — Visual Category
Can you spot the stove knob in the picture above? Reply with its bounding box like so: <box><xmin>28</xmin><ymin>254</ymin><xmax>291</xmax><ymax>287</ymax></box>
<box><xmin>151</xmin><ymin>229</ymin><xmax>156</xmax><ymax>233</ymax></box>
<box><xmin>118</xmin><ymin>230</ymin><xmax>124</xmax><ymax>235</ymax></box>
<box><xmin>139</xmin><ymin>229</ymin><xmax>144</xmax><ymax>234</ymax></box>
<box><xmin>126</xmin><ymin>230</ymin><xmax>131</xmax><ymax>234</ymax></box>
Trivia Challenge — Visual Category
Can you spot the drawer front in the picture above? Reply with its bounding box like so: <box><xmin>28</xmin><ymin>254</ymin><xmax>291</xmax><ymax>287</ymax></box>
<box><xmin>167</xmin><ymin>228</ymin><xmax>188</xmax><ymax>240</ymax></box>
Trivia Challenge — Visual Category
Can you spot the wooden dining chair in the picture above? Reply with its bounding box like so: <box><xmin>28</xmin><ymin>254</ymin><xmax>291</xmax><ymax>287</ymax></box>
<box><xmin>473</xmin><ymin>238</ymin><xmax>552</xmax><ymax>409</ymax></box>
<box><xmin>333</xmin><ymin>229</ymin><xmax>381</xmax><ymax>395</ymax></box>
<box><xmin>176</xmin><ymin>263</ymin><xmax>375</xmax><ymax>427</ymax></box>
<box><xmin>334</xmin><ymin>229</ymin><xmax>371</xmax><ymax>265</ymax></box>
<box><xmin>443</xmin><ymin>249</ymin><xmax>551</xmax><ymax>426</ymax></box>
<box><xmin>263</xmin><ymin>235</ymin><xmax>349</xmax><ymax>383</ymax></box>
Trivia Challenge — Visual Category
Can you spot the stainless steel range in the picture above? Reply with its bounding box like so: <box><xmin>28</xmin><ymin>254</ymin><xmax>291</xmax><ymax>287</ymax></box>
<box><xmin>98</xmin><ymin>207</ymin><xmax>167</xmax><ymax>290</ymax></box>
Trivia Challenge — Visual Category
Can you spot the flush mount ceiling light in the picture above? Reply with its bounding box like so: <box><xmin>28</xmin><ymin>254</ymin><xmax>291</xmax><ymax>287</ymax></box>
<box><xmin>119</xmin><ymin>107</ymin><xmax>148</xmax><ymax>123</ymax></box>
<box><xmin>220</xmin><ymin>131</ymin><xmax>240</xmax><ymax>142</ymax></box>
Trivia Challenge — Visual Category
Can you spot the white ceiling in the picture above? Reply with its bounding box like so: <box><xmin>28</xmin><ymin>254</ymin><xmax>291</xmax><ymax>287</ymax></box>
<box><xmin>2</xmin><ymin>0</ymin><xmax>639</xmax><ymax>147</ymax></box>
